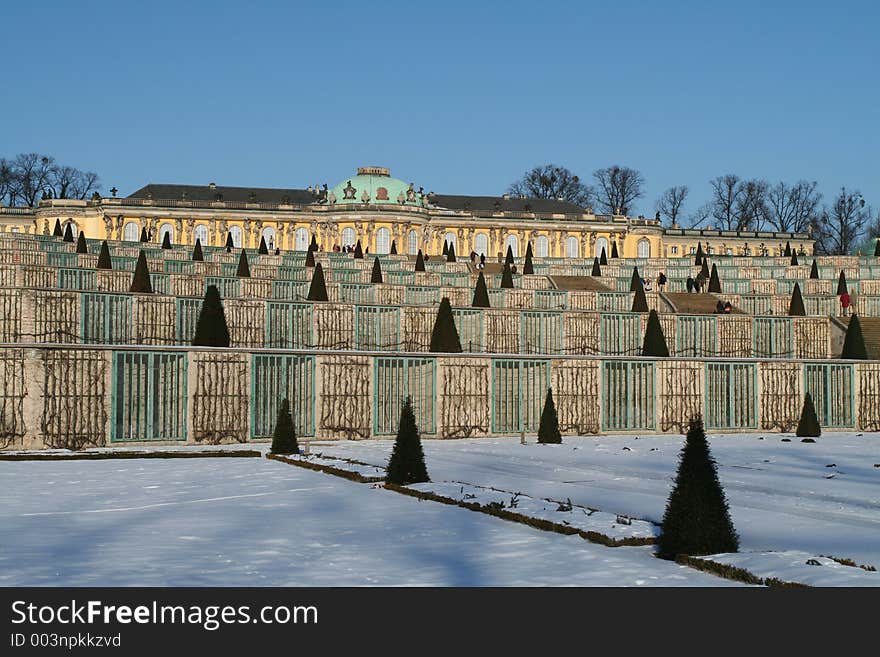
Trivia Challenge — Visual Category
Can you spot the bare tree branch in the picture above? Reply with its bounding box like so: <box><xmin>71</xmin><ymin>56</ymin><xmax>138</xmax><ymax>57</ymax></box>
<box><xmin>507</xmin><ymin>164</ymin><xmax>594</xmax><ymax>207</ymax></box>
<box><xmin>656</xmin><ymin>185</ymin><xmax>689</xmax><ymax>225</ymax></box>
<box><xmin>592</xmin><ymin>165</ymin><xmax>645</xmax><ymax>216</ymax></box>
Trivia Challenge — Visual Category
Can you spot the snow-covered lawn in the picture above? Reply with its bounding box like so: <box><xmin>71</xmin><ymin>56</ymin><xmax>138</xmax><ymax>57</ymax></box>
<box><xmin>313</xmin><ymin>432</ymin><xmax>880</xmax><ymax>571</ymax></box>
<box><xmin>0</xmin><ymin>456</ymin><xmax>737</xmax><ymax>586</ymax></box>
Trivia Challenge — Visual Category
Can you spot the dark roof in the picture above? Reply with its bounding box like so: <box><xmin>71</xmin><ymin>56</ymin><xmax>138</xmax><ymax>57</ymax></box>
<box><xmin>127</xmin><ymin>183</ymin><xmax>316</xmax><ymax>205</ymax></box>
<box><xmin>429</xmin><ymin>194</ymin><xmax>585</xmax><ymax>215</ymax></box>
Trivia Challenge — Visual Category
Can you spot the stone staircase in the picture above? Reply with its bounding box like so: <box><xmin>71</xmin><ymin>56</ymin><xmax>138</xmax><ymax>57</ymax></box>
<box><xmin>663</xmin><ymin>292</ymin><xmax>735</xmax><ymax>314</ymax></box>
<box><xmin>551</xmin><ymin>276</ymin><xmax>612</xmax><ymax>292</ymax></box>
<box><xmin>839</xmin><ymin>315</ymin><xmax>880</xmax><ymax>358</ymax></box>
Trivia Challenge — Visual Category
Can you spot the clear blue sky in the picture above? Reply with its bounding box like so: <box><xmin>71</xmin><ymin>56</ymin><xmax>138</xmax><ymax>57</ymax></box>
<box><xmin>3</xmin><ymin>0</ymin><xmax>877</xmax><ymax>217</ymax></box>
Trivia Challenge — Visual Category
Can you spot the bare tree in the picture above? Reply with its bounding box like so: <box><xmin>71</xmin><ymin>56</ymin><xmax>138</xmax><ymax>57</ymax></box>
<box><xmin>507</xmin><ymin>164</ymin><xmax>594</xmax><ymax>207</ymax></box>
<box><xmin>735</xmin><ymin>179</ymin><xmax>769</xmax><ymax>230</ymax></box>
<box><xmin>763</xmin><ymin>180</ymin><xmax>822</xmax><ymax>233</ymax></box>
<box><xmin>10</xmin><ymin>153</ymin><xmax>56</xmax><ymax>206</ymax></box>
<box><xmin>49</xmin><ymin>165</ymin><xmax>101</xmax><ymax>199</ymax></box>
<box><xmin>706</xmin><ymin>174</ymin><xmax>768</xmax><ymax>230</ymax></box>
<box><xmin>0</xmin><ymin>158</ymin><xmax>13</xmax><ymax>206</ymax></box>
<box><xmin>656</xmin><ymin>186</ymin><xmax>689</xmax><ymax>225</ymax></box>
<box><xmin>592</xmin><ymin>165</ymin><xmax>644</xmax><ymax>216</ymax></box>
<box><xmin>814</xmin><ymin>188</ymin><xmax>869</xmax><ymax>255</ymax></box>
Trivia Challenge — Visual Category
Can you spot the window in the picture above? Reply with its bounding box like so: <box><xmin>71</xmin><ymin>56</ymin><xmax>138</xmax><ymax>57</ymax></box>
<box><xmin>535</xmin><ymin>235</ymin><xmax>549</xmax><ymax>257</ymax></box>
<box><xmin>375</xmin><ymin>227</ymin><xmax>391</xmax><ymax>254</ymax></box>
<box><xmin>193</xmin><ymin>224</ymin><xmax>209</xmax><ymax>246</ymax></box>
<box><xmin>444</xmin><ymin>232</ymin><xmax>456</xmax><ymax>248</ymax></box>
<box><xmin>262</xmin><ymin>226</ymin><xmax>276</xmax><ymax>250</ymax></box>
<box><xmin>341</xmin><ymin>227</ymin><xmax>356</xmax><ymax>249</ymax></box>
<box><xmin>565</xmin><ymin>236</ymin><xmax>579</xmax><ymax>258</ymax></box>
<box><xmin>637</xmin><ymin>239</ymin><xmax>650</xmax><ymax>258</ymax></box>
<box><xmin>123</xmin><ymin>222</ymin><xmax>140</xmax><ymax>242</ymax></box>
<box><xmin>295</xmin><ymin>227</ymin><xmax>310</xmax><ymax>251</ymax></box>
<box><xmin>229</xmin><ymin>226</ymin><xmax>243</xmax><ymax>248</ymax></box>
<box><xmin>707</xmin><ymin>247</ymin><xmax>714</xmax><ymax>255</ymax></box>
<box><xmin>159</xmin><ymin>223</ymin><xmax>174</xmax><ymax>245</ymax></box>
<box><xmin>671</xmin><ymin>246</ymin><xmax>678</xmax><ymax>255</ymax></box>
<box><xmin>595</xmin><ymin>237</ymin><xmax>608</xmax><ymax>259</ymax></box>
<box><xmin>474</xmin><ymin>233</ymin><xmax>488</xmax><ymax>256</ymax></box>
<box><xmin>505</xmin><ymin>234</ymin><xmax>519</xmax><ymax>257</ymax></box>
<box><xmin>63</xmin><ymin>221</ymin><xmax>78</xmax><ymax>238</ymax></box>
<box><xmin>407</xmin><ymin>229</ymin><xmax>419</xmax><ymax>255</ymax></box>
<box><xmin>689</xmin><ymin>246</ymin><xmax>697</xmax><ymax>255</ymax></box>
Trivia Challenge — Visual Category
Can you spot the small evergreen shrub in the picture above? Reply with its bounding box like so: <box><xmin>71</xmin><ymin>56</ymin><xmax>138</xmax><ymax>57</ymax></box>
<box><xmin>305</xmin><ymin>247</ymin><xmax>316</xmax><ymax>267</ymax></box>
<box><xmin>500</xmin><ymin>262</ymin><xmax>514</xmax><ymax>289</ymax></box>
<box><xmin>841</xmin><ymin>315</ymin><xmax>867</xmax><ymax>359</ymax></box>
<box><xmin>472</xmin><ymin>272</ymin><xmax>491</xmax><ymax>308</ymax></box>
<box><xmin>385</xmin><ymin>397</ymin><xmax>430</xmax><ymax>485</ymax></box>
<box><xmin>225</xmin><ymin>232</ymin><xmax>234</xmax><ymax>249</ymax></box>
<box><xmin>63</xmin><ymin>223</ymin><xmax>74</xmax><ymax>242</ymax></box>
<box><xmin>537</xmin><ymin>388</ymin><xmax>561</xmax><ymax>444</ymax></box>
<box><xmin>836</xmin><ymin>270</ymin><xmax>848</xmax><ymax>295</ymax></box>
<box><xmin>447</xmin><ymin>241</ymin><xmax>457</xmax><ymax>263</ymax></box>
<box><xmin>390</xmin><ymin>240</ymin><xmax>397</xmax><ymax>255</ymax></box>
<box><xmin>162</xmin><ymin>231</ymin><xmax>172</xmax><ymax>249</ymax></box>
<box><xmin>414</xmin><ymin>250</ymin><xmax>426</xmax><ymax>272</ymax></box>
<box><xmin>371</xmin><ymin>257</ymin><xmax>383</xmax><ymax>284</ymax></box>
<box><xmin>642</xmin><ymin>309</ymin><xmax>669</xmax><ymax>357</ymax></box>
<box><xmin>505</xmin><ymin>245</ymin><xmax>514</xmax><ymax>265</ymax></box>
<box><xmin>141</xmin><ymin>226</ymin><xmax>149</xmax><ymax>242</ymax></box>
<box><xmin>258</xmin><ymin>235</ymin><xmax>268</xmax><ymax>254</ymax></box>
<box><xmin>236</xmin><ymin>249</ymin><xmax>251</xmax><ymax>277</ymax></box>
<box><xmin>810</xmin><ymin>260</ymin><xmax>819</xmax><ymax>279</ymax></box>
<box><xmin>523</xmin><ymin>244</ymin><xmax>534</xmax><ymax>274</ymax></box>
<box><xmin>192</xmin><ymin>284</ymin><xmax>230</xmax><ymax>347</ymax></box>
<box><xmin>591</xmin><ymin>257</ymin><xmax>601</xmax><ymax>276</ymax></box>
<box><xmin>795</xmin><ymin>393</ymin><xmax>821</xmax><ymax>438</ymax></box>
<box><xmin>611</xmin><ymin>241</ymin><xmax>619</xmax><ymax>258</ymax></box>
<box><xmin>599</xmin><ymin>247</ymin><xmax>608</xmax><ymax>266</ymax></box>
<box><xmin>307</xmin><ymin>263</ymin><xmax>329</xmax><ymax>301</ymax></box>
<box><xmin>75</xmin><ymin>230</ymin><xmax>88</xmax><ymax>254</ymax></box>
<box><xmin>270</xmin><ymin>398</ymin><xmax>300</xmax><ymax>454</ymax></box>
<box><xmin>788</xmin><ymin>282</ymin><xmax>806</xmax><ymax>316</ymax></box>
<box><xmin>129</xmin><ymin>250</ymin><xmax>153</xmax><ymax>293</ymax></box>
<box><xmin>632</xmin><ymin>281</ymin><xmax>649</xmax><ymax>312</ymax></box>
<box><xmin>429</xmin><ymin>297</ymin><xmax>462</xmax><ymax>353</ymax></box>
<box><xmin>192</xmin><ymin>238</ymin><xmax>204</xmax><ymax>261</ymax></box>
<box><xmin>96</xmin><ymin>240</ymin><xmax>112</xmax><ymax>269</ymax></box>
<box><xmin>630</xmin><ymin>266</ymin><xmax>641</xmax><ymax>291</ymax></box>
<box><xmin>53</xmin><ymin>218</ymin><xmax>63</xmax><ymax>237</ymax></box>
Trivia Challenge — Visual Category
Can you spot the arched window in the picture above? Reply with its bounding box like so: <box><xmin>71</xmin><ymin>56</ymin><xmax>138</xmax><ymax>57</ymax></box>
<box><xmin>193</xmin><ymin>224</ymin><xmax>209</xmax><ymax>246</ymax></box>
<box><xmin>229</xmin><ymin>226</ymin><xmax>242</xmax><ymax>248</ymax></box>
<box><xmin>444</xmin><ymin>232</ymin><xmax>456</xmax><ymax>250</ymax></box>
<box><xmin>504</xmin><ymin>234</ymin><xmax>519</xmax><ymax>257</ymax></box>
<box><xmin>341</xmin><ymin>227</ymin><xmax>356</xmax><ymax>249</ymax></box>
<box><xmin>535</xmin><ymin>235</ymin><xmax>549</xmax><ymax>258</ymax></box>
<box><xmin>637</xmin><ymin>239</ymin><xmax>651</xmax><ymax>258</ymax></box>
<box><xmin>595</xmin><ymin>237</ymin><xmax>608</xmax><ymax>259</ymax></box>
<box><xmin>62</xmin><ymin>221</ymin><xmax>78</xmax><ymax>238</ymax></box>
<box><xmin>295</xmin><ymin>227</ymin><xmax>310</xmax><ymax>251</ymax></box>
<box><xmin>123</xmin><ymin>222</ymin><xmax>140</xmax><ymax>242</ymax></box>
<box><xmin>262</xmin><ymin>226</ymin><xmax>277</xmax><ymax>251</ymax></box>
<box><xmin>407</xmin><ymin>230</ymin><xmax>419</xmax><ymax>255</ymax></box>
<box><xmin>159</xmin><ymin>223</ymin><xmax>174</xmax><ymax>245</ymax></box>
<box><xmin>375</xmin><ymin>227</ymin><xmax>391</xmax><ymax>254</ymax></box>
<box><xmin>473</xmin><ymin>233</ymin><xmax>488</xmax><ymax>256</ymax></box>
<box><xmin>565</xmin><ymin>236</ymin><xmax>579</xmax><ymax>258</ymax></box>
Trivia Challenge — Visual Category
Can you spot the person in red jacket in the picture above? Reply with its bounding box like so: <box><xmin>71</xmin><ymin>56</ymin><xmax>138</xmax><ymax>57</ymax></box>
<box><xmin>840</xmin><ymin>291</ymin><xmax>851</xmax><ymax>316</ymax></box>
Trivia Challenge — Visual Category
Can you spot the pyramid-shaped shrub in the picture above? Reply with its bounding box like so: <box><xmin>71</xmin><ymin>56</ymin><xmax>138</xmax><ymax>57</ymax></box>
<box><xmin>784</xmin><ymin>241</ymin><xmax>792</xmax><ymax>257</ymax></box>
<box><xmin>795</xmin><ymin>393</ymin><xmax>821</xmax><ymax>438</ymax></box>
<box><xmin>875</xmin><ymin>239</ymin><xmax>880</xmax><ymax>257</ymax></box>
<box><xmin>694</xmin><ymin>243</ymin><xmax>704</xmax><ymax>266</ymax></box>
<box><xmin>353</xmin><ymin>240</ymin><xmax>363</xmax><ymax>259</ymax></box>
<box><xmin>225</xmin><ymin>232</ymin><xmax>233</xmax><ymax>249</ymax></box>
<box><xmin>537</xmin><ymin>388</ymin><xmax>561</xmax><ymax>444</ymax></box>
<box><xmin>523</xmin><ymin>243</ymin><xmax>534</xmax><ymax>275</ymax></box>
<box><xmin>162</xmin><ymin>231</ymin><xmax>172</xmax><ymax>249</ymax></box>
<box><xmin>96</xmin><ymin>240</ymin><xmax>112</xmax><ymax>269</ymax></box>
<box><xmin>472</xmin><ymin>272</ymin><xmax>490</xmax><ymax>308</ymax></box>
<box><xmin>414</xmin><ymin>250</ymin><xmax>426</xmax><ymax>272</ymax></box>
<box><xmin>790</xmin><ymin>252</ymin><xmax>798</xmax><ymax>266</ymax></box>
<box><xmin>130</xmin><ymin>250</ymin><xmax>153</xmax><ymax>293</ymax></box>
<box><xmin>632</xmin><ymin>280</ymin><xmax>649</xmax><ymax>312</ymax></box>
<box><xmin>611</xmin><ymin>241</ymin><xmax>619</xmax><ymax>258</ymax></box>
<box><xmin>836</xmin><ymin>271</ymin><xmax>848</xmax><ymax>295</ymax></box>
<box><xmin>371</xmin><ymin>257</ymin><xmax>383</xmax><ymax>284</ymax></box>
<box><xmin>630</xmin><ymin>266</ymin><xmax>641</xmax><ymax>291</ymax></box>
<box><xmin>192</xmin><ymin>238</ymin><xmax>204</xmax><ymax>261</ymax></box>
<box><xmin>700</xmin><ymin>259</ymin><xmax>710</xmax><ymax>280</ymax></box>
<box><xmin>310</xmin><ymin>234</ymin><xmax>318</xmax><ymax>252</ymax></box>
<box><xmin>305</xmin><ymin>247</ymin><xmax>315</xmax><ymax>268</ymax></box>
<box><xmin>841</xmin><ymin>315</ymin><xmax>867</xmax><ymax>359</ymax></box>
<box><xmin>192</xmin><ymin>284</ymin><xmax>230</xmax><ymax>347</ymax></box>
<box><xmin>599</xmin><ymin>247</ymin><xmax>608</xmax><ymax>266</ymax></box>
<box><xmin>63</xmin><ymin>223</ymin><xmax>74</xmax><ymax>242</ymax></box>
<box><xmin>657</xmin><ymin>417</ymin><xmax>739</xmax><ymax>560</ymax></box>
<box><xmin>447</xmin><ymin>241</ymin><xmax>457</xmax><ymax>263</ymax></box>
<box><xmin>390</xmin><ymin>240</ymin><xmax>397</xmax><ymax>255</ymax></box>
<box><xmin>76</xmin><ymin>230</ymin><xmax>88</xmax><ymax>254</ymax></box>
<box><xmin>307</xmin><ymin>263</ymin><xmax>328</xmax><ymax>301</ymax></box>
<box><xmin>270</xmin><ymin>398</ymin><xmax>300</xmax><ymax>455</ymax></box>
<box><xmin>788</xmin><ymin>282</ymin><xmax>806</xmax><ymax>316</ymax></box>
<box><xmin>429</xmin><ymin>297</ymin><xmax>462</xmax><ymax>353</ymax></box>
<box><xmin>708</xmin><ymin>263</ymin><xmax>722</xmax><ymax>293</ymax></box>
<box><xmin>505</xmin><ymin>245</ymin><xmax>514</xmax><ymax>265</ymax></box>
<box><xmin>236</xmin><ymin>249</ymin><xmax>251</xmax><ymax>277</ymax></box>
<box><xmin>258</xmin><ymin>235</ymin><xmax>268</xmax><ymax>255</ymax></box>
<box><xmin>810</xmin><ymin>260</ymin><xmax>819</xmax><ymax>279</ymax></box>
<box><xmin>385</xmin><ymin>397</ymin><xmax>430</xmax><ymax>486</ymax></box>
<box><xmin>642</xmin><ymin>309</ymin><xmax>669</xmax><ymax>357</ymax></box>
<box><xmin>141</xmin><ymin>226</ymin><xmax>149</xmax><ymax>242</ymax></box>
<box><xmin>500</xmin><ymin>262</ymin><xmax>514</xmax><ymax>289</ymax></box>
<box><xmin>53</xmin><ymin>218</ymin><xmax>63</xmax><ymax>237</ymax></box>
<box><xmin>591</xmin><ymin>257</ymin><xmax>601</xmax><ymax>276</ymax></box>
<box><xmin>442</xmin><ymin>240</ymin><xmax>449</xmax><ymax>256</ymax></box>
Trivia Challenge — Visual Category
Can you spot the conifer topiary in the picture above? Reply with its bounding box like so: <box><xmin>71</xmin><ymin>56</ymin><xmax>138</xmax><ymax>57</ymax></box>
<box><xmin>390</xmin><ymin>240</ymin><xmax>397</xmax><ymax>255</ymax></box>
<box><xmin>836</xmin><ymin>270</ymin><xmax>848</xmax><ymax>295</ymax></box>
<box><xmin>795</xmin><ymin>393</ymin><xmax>821</xmax><ymax>438</ymax></box>
<box><xmin>236</xmin><ymin>249</ymin><xmax>251</xmax><ymax>277</ymax></box>
<box><xmin>657</xmin><ymin>417</ymin><xmax>739</xmax><ymax>560</ymax></box>
<box><xmin>310</xmin><ymin>234</ymin><xmax>318</xmax><ymax>252</ymax></box>
<box><xmin>192</xmin><ymin>284</ymin><xmax>230</xmax><ymax>347</ymax></box>
<box><xmin>53</xmin><ymin>218</ymin><xmax>63</xmax><ymax>237</ymax></box>
<box><xmin>270</xmin><ymin>398</ymin><xmax>300</xmax><ymax>454</ymax></box>
<box><xmin>447</xmin><ymin>241</ymin><xmax>456</xmax><ymax>263</ymax></box>
<box><xmin>371</xmin><ymin>257</ymin><xmax>383</xmax><ymax>284</ymax></box>
<box><xmin>472</xmin><ymin>272</ymin><xmax>491</xmax><ymax>308</ymax></box>
<box><xmin>537</xmin><ymin>388</ymin><xmax>561</xmax><ymax>444</ymax></box>
<box><xmin>810</xmin><ymin>259</ymin><xmax>819</xmax><ymax>279</ymax></box>
<box><xmin>225</xmin><ymin>232</ymin><xmax>233</xmax><ymax>249</ymax></box>
<box><xmin>642</xmin><ymin>309</ymin><xmax>669</xmax><ymax>357</ymax></box>
<box><xmin>875</xmin><ymin>239</ymin><xmax>880</xmax><ymax>257</ymax></box>
<box><xmin>708</xmin><ymin>263</ymin><xmax>721</xmax><ymax>293</ymax></box>
<box><xmin>599</xmin><ymin>246</ymin><xmax>608</xmax><ymax>266</ymax></box>
<box><xmin>353</xmin><ymin>240</ymin><xmax>363</xmax><ymax>259</ymax></box>
<box><xmin>591</xmin><ymin>257</ymin><xmax>601</xmax><ymax>276</ymax></box>
<box><xmin>694</xmin><ymin>242</ymin><xmax>704</xmax><ymax>266</ymax></box>
<box><xmin>630</xmin><ymin>266</ymin><xmax>641</xmax><ymax>292</ymax></box>
<box><xmin>700</xmin><ymin>259</ymin><xmax>710</xmax><ymax>280</ymax></box>
<box><xmin>258</xmin><ymin>235</ymin><xmax>268</xmax><ymax>255</ymax></box>
<box><xmin>500</xmin><ymin>262</ymin><xmax>514</xmax><ymax>289</ymax></box>
<box><xmin>97</xmin><ymin>240</ymin><xmax>112</xmax><ymax>270</ymax></box>
<box><xmin>784</xmin><ymin>241</ymin><xmax>792</xmax><ymax>257</ymax></box>
<box><xmin>192</xmin><ymin>238</ymin><xmax>204</xmax><ymax>261</ymax></box>
<box><xmin>130</xmin><ymin>250</ymin><xmax>153</xmax><ymax>293</ymax></box>
<box><xmin>141</xmin><ymin>226</ymin><xmax>149</xmax><ymax>242</ymax></box>
<box><xmin>611</xmin><ymin>241</ymin><xmax>619</xmax><ymax>258</ymax></box>
<box><xmin>788</xmin><ymin>282</ymin><xmax>806</xmax><ymax>316</ymax></box>
<box><xmin>63</xmin><ymin>223</ymin><xmax>74</xmax><ymax>242</ymax></box>
<box><xmin>841</xmin><ymin>315</ymin><xmax>867</xmax><ymax>359</ymax></box>
<box><xmin>429</xmin><ymin>297</ymin><xmax>462</xmax><ymax>353</ymax></box>
<box><xmin>307</xmin><ymin>263</ymin><xmax>328</xmax><ymax>301</ymax></box>
<box><xmin>505</xmin><ymin>244</ymin><xmax>514</xmax><ymax>265</ymax></box>
<box><xmin>75</xmin><ymin>230</ymin><xmax>88</xmax><ymax>254</ymax></box>
<box><xmin>305</xmin><ymin>247</ymin><xmax>316</xmax><ymax>268</ymax></box>
<box><xmin>385</xmin><ymin>397</ymin><xmax>430</xmax><ymax>486</ymax></box>
<box><xmin>162</xmin><ymin>231</ymin><xmax>172</xmax><ymax>249</ymax></box>
<box><xmin>442</xmin><ymin>240</ymin><xmax>449</xmax><ymax>256</ymax></box>
<box><xmin>790</xmin><ymin>252</ymin><xmax>798</xmax><ymax>266</ymax></box>
<box><xmin>523</xmin><ymin>243</ymin><xmax>534</xmax><ymax>274</ymax></box>
<box><xmin>415</xmin><ymin>250</ymin><xmax>426</xmax><ymax>272</ymax></box>
<box><xmin>632</xmin><ymin>280</ymin><xmax>649</xmax><ymax>312</ymax></box>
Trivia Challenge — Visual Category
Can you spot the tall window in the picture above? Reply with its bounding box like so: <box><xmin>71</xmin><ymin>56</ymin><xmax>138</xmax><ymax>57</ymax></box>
<box><xmin>295</xmin><ymin>227</ymin><xmax>310</xmax><ymax>251</ymax></box>
<box><xmin>595</xmin><ymin>237</ymin><xmax>608</xmax><ymax>258</ymax></box>
<box><xmin>159</xmin><ymin>223</ymin><xmax>174</xmax><ymax>245</ymax></box>
<box><xmin>407</xmin><ymin>229</ymin><xmax>419</xmax><ymax>255</ymax></box>
<box><xmin>473</xmin><ymin>233</ymin><xmax>488</xmax><ymax>256</ymax></box>
<box><xmin>193</xmin><ymin>224</ymin><xmax>209</xmax><ymax>246</ymax></box>
<box><xmin>375</xmin><ymin>227</ymin><xmax>391</xmax><ymax>254</ymax></box>
<box><xmin>262</xmin><ymin>226</ymin><xmax>277</xmax><ymax>250</ymax></box>
<box><xmin>637</xmin><ymin>239</ymin><xmax>650</xmax><ymax>258</ymax></box>
<box><xmin>565</xmin><ymin>236</ymin><xmax>579</xmax><ymax>258</ymax></box>
<box><xmin>63</xmin><ymin>221</ymin><xmax>78</xmax><ymax>238</ymax></box>
<box><xmin>229</xmin><ymin>225</ymin><xmax>242</xmax><ymax>248</ymax></box>
<box><xmin>444</xmin><ymin>232</ymin><xmax>456</xmax><ymax>247</ymax></box>
<box><xmin>123</xmin><ymin>222</ymin><xmax>140</xmax><ymax>242</ymax></box>
<box><xmin>341</xmin><ymin>227</ymin><xmax>356</xmax><ymax>249</ymax></box>
<box><xmin>535</xmin><ymin>235</ymin><xmax>549</xmax><ymax>258</ymax></box>
<box><xmin>505</xmin><ymin>234</ymin><xmax>519</xmax><ymax>257</ymax></box>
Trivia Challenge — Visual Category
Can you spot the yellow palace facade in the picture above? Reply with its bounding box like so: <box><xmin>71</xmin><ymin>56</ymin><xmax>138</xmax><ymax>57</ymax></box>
<box><xmin>1</xmin><ymin>166</ymin><xmax>813</xmax><ymax>258</ymax></box>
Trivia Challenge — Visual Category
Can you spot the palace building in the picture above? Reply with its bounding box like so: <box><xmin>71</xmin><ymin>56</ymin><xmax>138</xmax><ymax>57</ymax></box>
<box><xmin>1</xmin><ymin>166</ymin><xmax>813</xmax><ymax>258</ymax></box>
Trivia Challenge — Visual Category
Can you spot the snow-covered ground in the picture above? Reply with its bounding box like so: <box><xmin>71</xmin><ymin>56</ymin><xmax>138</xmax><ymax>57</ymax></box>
<box><xmin>314</xmin><ymin>432</ymin><xmax>880</xmax><ymax>571</ymax></box>
<box><xmin>0</xmin><ymin>456</ymin><xmax>736</xmax><ymax>586</ymax></box>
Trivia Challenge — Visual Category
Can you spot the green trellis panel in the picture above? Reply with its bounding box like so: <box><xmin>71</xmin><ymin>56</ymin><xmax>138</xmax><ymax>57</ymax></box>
<box><xmin>491</xmin><ymin>359</ymin><xmax>550</xmax><ymax>433</ymax></box>
<box><xmin>675</xmin><ymin>315</ymin><xmax>718</xmax><ymax>357</ymax></box>
<box><xmin>373</xmin><ymin>357</ymin><xmax>436</xmax><ymax>435</ymax></box>
<box><xmin>265</xmin><ymin>302</ymin><xmax>313</xmax><ymax>348</ymax></box>
<box><xmin>453</xmin><ymin>308</ymin><xmax>483</xmax><ymax>352</ymax></box>
<box><xmin>534</xmin><ymin>290</ymin><xmax>568</xmax><ymax>310</ymax></box>
<box><xmin>598</xmin><ymin>292</ymin><xmax>631</xmax><ymax>312</ymax></box>
<box><xmin>600</xmin><ymin>313</ymin><xmax>641</xmax><ymax>356</ymax></box>
<box><xmin>754</xmin><ymin>317</ymin><xmax>793</xmax><ymax>358</ymax></box>
<box><xmin>803</xmin><ymin>363</ymin><xmax>854</xmax><ymax>428</ymax></box>
<box><xmin>175</xmin><ymin>298</ymin><xmax>202</xmax><ymax>345</ymax></box>
<box><xmin>520</xmin><ymin>311</ymin><xmax>563</xmax><ymax>355</ymax></box>
<box><xmin>271</xmin><ymin>280</ymin><xmax>310</xmax><ymax>300</ymax></box>
<box><xmin>250</xmin><ymin>354</ymin><xmax>316</xmax><ymax>438</ymax></box>
<box><xmin>354</xmin><ymin>305</ymin><xmax>400</xmax><ymax>350</ymax></box>
<box><xmin>81</xmin><ymin>293</ymin><xmax>132</xmax><ymax>344</ymax></box>
<box><xmin>704</xmin><ymin>362</ymin><xmax>757</xmax><ymax>429</ymax></box>
<box><xmin>111</xmin><ymin>351</ymin><xmax>187</xmax><ymax>442</ymax></box>
<box><xmin>58</xmin><ymin>268</ymin><xmax>97</xmax><ymax>291</ymax></box>
<box><xmin>405</xmin><ymin>286</ymin><xmax>441</xmax><ymax>306</ymax></box>
<box><xmin>205</xmin><ymin>277</ymin><xmax>241</xmax><ymax>299</ymax></box>
<box><xmin>601</xmin><ymin>360</ymin><xmax>655</xmax><ymax>431</ymax></box>
<box><xmin>339</xmin><ymin>284</ymin><xmax>376</xmax><ymax>304</ymax></box>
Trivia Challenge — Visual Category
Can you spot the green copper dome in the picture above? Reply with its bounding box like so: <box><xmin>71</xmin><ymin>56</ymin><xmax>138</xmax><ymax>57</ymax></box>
<box><xmin>328</xmin><ymin>167</ymin><xmax>424</xmax><ymax>206</ymax></box>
